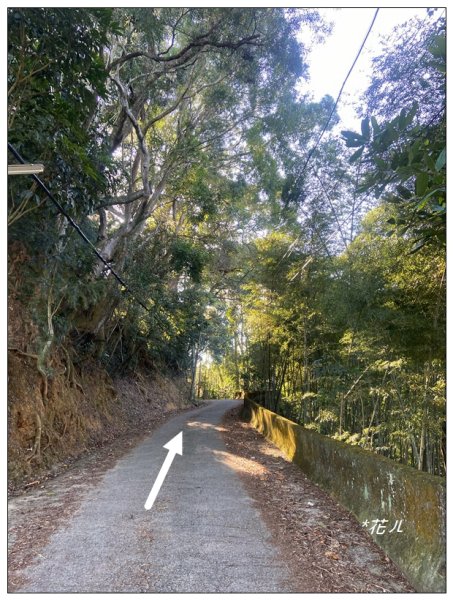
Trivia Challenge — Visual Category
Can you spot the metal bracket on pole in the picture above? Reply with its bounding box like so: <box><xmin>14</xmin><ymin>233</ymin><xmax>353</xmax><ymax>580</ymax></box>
<box><xmin>8</xmin><ymin>164</ymin><xmax>45</xmax><ymax>176</ymax></box>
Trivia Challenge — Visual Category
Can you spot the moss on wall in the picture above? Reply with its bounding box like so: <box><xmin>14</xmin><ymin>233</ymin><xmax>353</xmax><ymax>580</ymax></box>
<box><xmin>243</xmin><ymin>399</ymin><xmax>446</xmax><ymax>593</ymax></box>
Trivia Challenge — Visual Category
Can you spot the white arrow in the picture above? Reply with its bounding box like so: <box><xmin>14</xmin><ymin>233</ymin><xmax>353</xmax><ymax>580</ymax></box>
<box><xmin>144</xmin><ymin>432</ymin><xmax>183</xmax><ymax>510</ymax></box>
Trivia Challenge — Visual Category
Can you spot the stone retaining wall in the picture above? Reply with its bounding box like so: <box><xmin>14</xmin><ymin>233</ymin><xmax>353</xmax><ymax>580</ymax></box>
<box><xmin>242</xmin><ymin>399</ymin><xmax>446</xmax><ymax>592</ymax></box>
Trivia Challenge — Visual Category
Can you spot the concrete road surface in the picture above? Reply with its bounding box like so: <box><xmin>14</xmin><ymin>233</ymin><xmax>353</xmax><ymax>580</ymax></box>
<box><xmin>16</xmin><ymin>400</ymin><xmax>293</xmax><ymax>593</ymax></box>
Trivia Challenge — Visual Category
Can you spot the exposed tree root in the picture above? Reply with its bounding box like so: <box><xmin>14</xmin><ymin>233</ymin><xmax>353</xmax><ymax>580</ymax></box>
<box><xmin>26</xmin><ymin>411</ymin><xmax>42</xmax><ymax>463</ymax></box>
<box><xmin>9</xmin><ymin>347</ymin><xmax>46</xmax><ymax>463</ymax></box>
<box><xmin>8</xmin><ymin>347</ymin><xmax>38</xmax><ymax>360</ymax></box>
<box><xmin>61</xmin><ymin>345</ymin><xmax>85</xmax><ymax>395</ymax></box>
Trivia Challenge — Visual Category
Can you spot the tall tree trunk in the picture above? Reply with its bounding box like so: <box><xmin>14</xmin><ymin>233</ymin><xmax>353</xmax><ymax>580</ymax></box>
<box><xmin>189</xmin><ymin>335</ymin><xmax>201</xmax><ymax>403</ymax></box>
<box><xmin>418</xmin><ymin>363</ymin><xmax>431</xmax><ymax>471</ymax></box>
<box><xmin>233</xmin><ymin>332</ymin><xmax>240</xmax><ymax>390</ymax></box>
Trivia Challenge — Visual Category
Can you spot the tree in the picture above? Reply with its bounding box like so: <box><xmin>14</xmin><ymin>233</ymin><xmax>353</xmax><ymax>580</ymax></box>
<box><xmin>341</xmin><ymin>15</ymin><xmax>445</xmax><ymax>251</ymax></box>
<box><xmin>8</xmin><ymin>7</ymin><xmax>332</xmax><ymax>374</ymax></box>
<box><xmin>8</xmin><ymin>8</ymin><xmax>117</xmax><ymax>221</ymax></box>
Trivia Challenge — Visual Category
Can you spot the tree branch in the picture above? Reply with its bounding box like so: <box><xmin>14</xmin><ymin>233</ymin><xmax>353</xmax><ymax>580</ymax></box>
<box><xmin>95</xmin><ymin>189</ymin><xmax>146</xmax><ymax>210</ymax></box>
<box><xmin>111</xmin><ymin>75</ymin><xmax>151</xmax><ymax>197</ymax></box>
<box><xmin>108</xmin><ymin>32</ymin><xmax>261</xmax><ymax>71</ymax></box>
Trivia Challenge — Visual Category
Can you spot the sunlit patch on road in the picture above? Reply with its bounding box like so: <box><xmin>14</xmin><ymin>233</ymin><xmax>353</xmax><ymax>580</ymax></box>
<box><xmin>212</xmin><ymin>449</ymin><xmax>269</xmax><ymax>477</ymax></box>
<box><xmin>187</xmin><ymin>421</ymin><xmax>227</xmax><ymax>433</ymax></box>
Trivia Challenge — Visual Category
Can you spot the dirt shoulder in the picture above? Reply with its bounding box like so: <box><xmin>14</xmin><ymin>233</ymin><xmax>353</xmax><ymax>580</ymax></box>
<box><xmin>8</xmin><ymin>401</ymin><xmax>201</xmax><ymax>592</ymax></box>
<box><xmin>220</xmin><ymin>406</ymin><xmax>414</xmax><ymax>593</ymax></box>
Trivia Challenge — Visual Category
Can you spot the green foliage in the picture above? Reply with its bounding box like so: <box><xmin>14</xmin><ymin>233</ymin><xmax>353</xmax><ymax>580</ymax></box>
<box><xmin>342</xmin><ymin>18</ymin><xmax>446</xmax><ymax>252</ymax></box>
<box><xmin>204</xmin><ymin>195</ymin><xmax>445</xmax><ymax>475</ymax></box>
<box><xmin>8</xmin><ymin>8</ymin><xmax>117</xmax><ymax>214</ymax></box>
<box><xmin>170</xmin><ymin>240</ymin><xmax>207</xmax><ymax>283</ymax></box>
<box><xmin>8</xmin><ymin>9</ymin><xmax>445</xmax><ymax>477</ymax></box>
<box><xmin>342</xmin><ymin>109</ymin><xmax>445</xmax><ymax>251</ymax></box>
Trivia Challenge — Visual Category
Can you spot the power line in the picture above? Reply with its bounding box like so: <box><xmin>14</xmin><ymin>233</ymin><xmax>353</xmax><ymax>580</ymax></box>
<box><xmin>8</xmin><ymin>142</ymin><xmax>150</xmax><ymax>312</ymax></box>
<box><xmin>288</xmin><ymin>8</ymin><xmax>379</xmax><ymax>200</ymax></box>
<box><xmin>269</xmin><ymin>9</ymin><xmax>380</xmax><ymax>274</ymax></box>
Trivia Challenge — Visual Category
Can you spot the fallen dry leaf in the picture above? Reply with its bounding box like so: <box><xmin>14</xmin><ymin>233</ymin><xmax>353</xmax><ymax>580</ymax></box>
<box><xmin>220</xmin><ymin>406</ymin><xmax>414</xmax><ymax>593</ymax></box>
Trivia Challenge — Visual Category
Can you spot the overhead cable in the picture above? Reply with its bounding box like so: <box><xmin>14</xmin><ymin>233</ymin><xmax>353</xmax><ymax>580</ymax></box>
<box><xmin>289</xmin><ymin>8</ymin><xmax>380</xmax><ymax>199</ymax></box>
<box><xmin>8</xmin><ymin>142</ymin><xmax>150</xmax><ymax>312</ymax></box>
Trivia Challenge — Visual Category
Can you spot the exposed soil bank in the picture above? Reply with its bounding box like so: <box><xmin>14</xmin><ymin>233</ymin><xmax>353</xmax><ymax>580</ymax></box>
<box><xmin>8</xmin><ymin>348</ymin><xmax>191</xmax><ymax>493</ymax></box>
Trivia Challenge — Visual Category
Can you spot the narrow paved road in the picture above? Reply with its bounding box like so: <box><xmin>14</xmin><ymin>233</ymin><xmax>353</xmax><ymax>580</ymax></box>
<box><xmin>17</xmin><ymin>400</ymin><xmax>292</xmax><ymax>593</ymax></box>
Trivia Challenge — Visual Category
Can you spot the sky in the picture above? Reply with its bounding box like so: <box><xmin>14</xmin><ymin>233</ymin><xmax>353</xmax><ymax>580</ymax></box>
<box><xmin>298</xmin><ymin>7</ymin><xmax>440</xmax><ymax>131</ymax></box>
